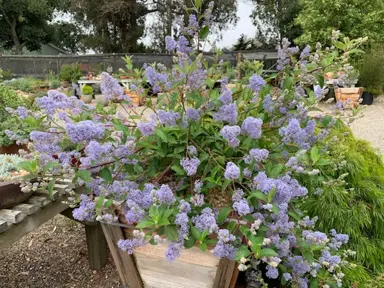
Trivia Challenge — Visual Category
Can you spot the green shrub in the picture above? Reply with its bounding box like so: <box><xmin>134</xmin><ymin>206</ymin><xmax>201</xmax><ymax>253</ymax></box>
<box><xmin>357</xmin><ymin>47</ymin><xmax>384</xmax><ymax>95</ymax></box>
<box><xmin>6</xmin><ymin>77</ymin><xmax>41</xmax><ymax>93</ymax></box>
<box><xmin>82</xmin><ymin>85</ymin><xmax>93</xmax><ymax>95</ymax></box>
<box><xmin>46</xmin><ymin>70</ymin><xmax>61</xmax><ymax>89</ymax></box>
<box><xmin>298</xmin><ymin>122</ymin><xmax>384</xmax><ymax>279</ymax></box>
<box><xmin>0</xmin><ymin>85</ymin><xmax>30</xmax><ymax>146</ymax></box>
<box><xmin>59</xmin><ymin>63</ymin><xmax>82</xmax><ymax>82</ymax></box>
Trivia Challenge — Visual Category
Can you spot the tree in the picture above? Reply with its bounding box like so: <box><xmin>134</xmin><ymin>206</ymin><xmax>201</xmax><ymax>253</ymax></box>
<box><xmin>50</xmin><ymin>22</ymin><xmax>86</xmax><ymax>54</ymax></box>
<box><xmin>0</xmin><ymin>0</ymin><xmax>59</xmax><ymax>54</ymax></box>
<box><xmin>147</xmin><ymin>0</ymin><xmax>238</xmax><ymax>52</ymax></box>
<box><xmin>232</xmin><ymin>34</ymin><xmax>256</xmax><ymax>51</ymax></box>
<box><xmin>296</xmin><ymin>0</ymin><xmax>384</xmax><ymax>46</ymax></box>
<box><xmin>66</xmin><ymin>0</ymin><xmax>157</xmax><ymax>53</ymax></box>
<box><xmin>250</xmin><ymin>0</ymin><xmax>302</xmax><ymax>47</ymax></box>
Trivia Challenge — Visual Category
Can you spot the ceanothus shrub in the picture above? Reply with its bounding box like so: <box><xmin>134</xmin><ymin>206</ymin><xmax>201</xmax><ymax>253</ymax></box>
<box><xmin>8</xmin><ymin>1</ymin><xmax>367</xmax><ymax>287</ymax></box>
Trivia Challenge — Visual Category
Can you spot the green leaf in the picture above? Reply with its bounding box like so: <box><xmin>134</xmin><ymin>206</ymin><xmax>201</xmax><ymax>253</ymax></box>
<box><xmin>47</xmin><ymin>179</ymin><xmax>55</xmax><ymax>200</ymax></box>
<box><xmin>18</xmin><ymin>161</ymin><xmax>35</xmax><ymax>173</ymax></box>
<box><xmin>248</xmin><ymin>191</ymin><xmax>268</xmax><ymax>202</ymax></box>
<box><xmin>199</xmin><ymin>242</ymin><xmax>207</xmax><ymax>252</ymax></box>
<box><xmin>174</xmin><ymin>146</ymin><xmax>186</xmax><ymax>154</ymax></box>
<box><xmin>95</xmin><ymin>196</ymin><xmax>104</xmax><ymax>213</ymax></box>
<box><xmin>104</xmin><ymin>199</ymin><xmax>113</xmax><ymax>208</ymax></box>
<box><xmin>171</xmin><ymin>165</ymin><xmax>185</xmax><ymax>176</ymax></box>
<box><xmin>114</xmin><ymin>122</ymin><xmax>129</xmax><ymax>138</ymax></box>
<box><xmin>194</xmin><ymin>0</ymin><xmax>202</xmax><ymax>8</ymax></box>
<box><xmin>227</xmin><ymin>221</ymin><xmax>236</xmax><ymax>233</ymax></box>
<box><xmin>217</xmin><ymin>207</ymin><xmax>232</xmax><ymax>223</ymax></box>
<box><xmin>283</xmin><ymin>77</ymin><xmax>293</xmax><ymax>90</ymax></box>
<box><xmin>100</xmin><ymin>167</ymin><xmax>113</xmax><ymax>183</ymax></box>
<box><xmin>309</xmin><ymin>278</ymin><xmax>319</xmax><ymax>288</ymax></box>
<box><xmin>317</xmin><ymin>75</ymin><xmax>325</xmax><ymax>88</ymax></box>
<box><xmin>311</xmin><ymin>146</ymin><xmax>320</xmax><ymax>164</ymax></box>
<box><xmin>184</xmin><ymin>236</ymin><xmax>196</xmax><ymax>248</ymax></box>
<box><xmin>77</xmin><ymin>170</ymin><xmax>92</xmax><ymax>182</ymax></box>
<box><xmin>199</xmin><ymin>26</ymin><xmax>209</xmax><ymax>40</ymax></box>
<box><xmin>200</xmin><ymin>229</ymin><xmax>209</xmax><ymax>242</ymax></box>
<box><xmin>191</xmin><ymin>226</ymin><xmax>201</xmax><ymax>240</ymax></box>
<box><xmin>136</xmin><ymin>219</ymin><xmax>156</xmax><ymax>229</ymax></box>
<box><xmin>155</xmin><ymin>129</ymin><xmax>168</xmax><ymax>142</ymax></box>
<box><xmin>43</xmin><ymin>162</ymin><xmax>60</xmax><ymax>173</ymax></box>
<box><xmin>302</xmin><ymin>250</ymin><xmax>314</xmax><ymax>263</ymax></box>
<box><xmin>268</xmin><ymin>188</ymin><xmax>277</xmax><ymax>203</ymax></box>
<box><xmin>322</xmin><ymin>115</ymin><xmax>333</xmax><ymax>127</ymax></box>
<box><xmin>316</xmin><ymin>158</ymin><xmax>332</xmax><ymax>166</ymax></box>
<box><xmin>235</xmin><ymin>245</ymin><xmax>251</xmax><ymax>261</ymax></box>
<box><xmin>288</xmin><ymin>210</ymin><xmax>301</xmax><ymax>221</ymax></box>
<box><xmin>270</xmin><ymin>164</ymin><xmax>284</xmax><ymax>178</ymax></box>
<box><xmin>164</xmin><ymin>225</ymin><xmax>179</xmax><ymax>241</ymax></box>
<box><xmin>259</xmin><ymin>248</ymin><xmax>278</xmax><ymax>257</ymax></box>
<box><xmin>333</xmin><ymin>41</ymin><xmax>345</xmax><ymax>51</ymax></box>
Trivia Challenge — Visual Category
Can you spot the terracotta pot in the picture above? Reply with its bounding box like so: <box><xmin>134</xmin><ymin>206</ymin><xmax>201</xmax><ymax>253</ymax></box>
<box><xmin>124</xmin><ymin>89</ymin><xmax>144</xmax><ymax>106</ymax></box>
<box><xmin>0</xmin><ymin>143</ymin><xmax>26</xmax><ymax>155</ymax></box>
<box><xmin>0</xmin><ymin>182</ymin><xmax>34</xmax><ymax>209</ymax></box>
<box><xmin>335</xmin><ymin>87</ymin><xmax>363</xmax><ymax>108</ymax></box>
<box><xmin>120</xmin><ymin>75</ymin><xmax>128</xmax><ymax>80</ymax></box>
<box><xmin>81</xmin><ymin>94</ymin><xmax>93</xmax><ymax>104</ymax></box>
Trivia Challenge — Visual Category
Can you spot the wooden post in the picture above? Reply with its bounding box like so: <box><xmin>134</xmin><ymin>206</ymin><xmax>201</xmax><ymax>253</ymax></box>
<box><xmin>213</xmin><ymin>258</ymin><xmax>238</xmax><ymax>288</ymax></box>
<box><xmin>101</xmin><ymin>223</ymin><xmax>143</xmax><ymax>288</ymax></box>
<box><xmin>236</xmin><ymin>51</ymin><xmax>243</xmax><ymax>80</ymax></box>
<box><xmin>85</xmin><ymin>222</ymin><xmax>109</xmax><ymax>270</ymax></box>
<box><xmin>61</xmin><ymin>208</ymin><xmax>109</xmax><ymax>270</ymax></box>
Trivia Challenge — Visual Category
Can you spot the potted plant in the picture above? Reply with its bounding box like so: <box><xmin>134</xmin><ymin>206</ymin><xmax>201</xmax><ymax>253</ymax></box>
<box><xmin>357</xmin><ymin>48</ymin><xmax>384</xmax><ymax>105</ymax></box>
<box><xmin>334</xmin><ymin>65</ymin><xmax>362</xmax><ymax>107</ymax></box>
<box><xmin>59</xmin><ymin>64</ymin><xmax>83</xmax><ymax>87</ymax></box>
<box><xmin>122</xmin><ymin>56</ymin><xmax>135</xmax><ymax>79</ymax></box>
<box><xmin>81</xmin><ymin>85</ymin><xmax>94</xmax><ymax>103</ymax></box>
<box><xmin>0</xmin><ymin>154</ymin><xmax>33</xmax><ymax>209</ymax></box>
<box><xmin>10</xmin><ymin>7</ymin><xmax>366</xmax><ymax>287</ymax></box>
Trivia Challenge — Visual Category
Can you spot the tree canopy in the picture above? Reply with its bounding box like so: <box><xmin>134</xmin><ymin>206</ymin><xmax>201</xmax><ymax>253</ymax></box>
<box><xmin>0</xmin><ymin>0</ymin><xmax>60</xmax><ymax>54</ymax></box>
<box><xmin>296</xmin><ymin>0</ymin><xmax>384</xmax><ymax>46</ymax></box>
<box><xmin>250</xmin><ymin>0</ymin><xmax>301</xmax><ymax>47</ymax></box>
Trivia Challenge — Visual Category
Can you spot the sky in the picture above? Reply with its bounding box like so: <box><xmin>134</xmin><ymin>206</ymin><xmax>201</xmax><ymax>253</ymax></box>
<box><xmin>215</xmin><ymin>1</ymin><xmax>256</xmax><ymax>48</ymax></box>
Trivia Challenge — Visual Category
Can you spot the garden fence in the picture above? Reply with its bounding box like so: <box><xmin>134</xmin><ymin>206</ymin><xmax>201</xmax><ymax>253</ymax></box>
<box><xmin>0</xmin><ymin>51</ymin><xmax>277</xmax><ymax>78</ymax></box>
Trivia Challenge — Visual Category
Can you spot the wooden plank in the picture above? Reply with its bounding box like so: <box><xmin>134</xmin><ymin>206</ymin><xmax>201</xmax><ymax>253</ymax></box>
<box><xmin>12</xmin><ymin>204</ymin><xmax>39</xmax><ymax>215</ymax></box>
<box><xmin>54</xmin><ymin>184</ymin><xmax>69</xmax><ymax>193</ymax></box>
<box><xmin>134</xmin><ymin>244</ymin><xmax>219</xmax><ymax>268</ymax></box>
<box><xmin>134</xmin><ymin>252</ymin><xmax>217</xmax><ymax>288</ymax></box>
<box><xmin>0</xmin><ymin>200</ymin><xmax>68</xmax><ymax>248</ymax></box>
<box><xmin>101</xmin><ymin>223</ymin><xmax>143</xmax><ymax>288</ymax></box>
<box><xmin>35</xmin><ymin>189</ymin><xmax>59</xmax><ymax>201</ymax></box>
<box><xmin>26</xmin><ymin>196</ymin><xmax>50</xmax><ymax>208</ymax></box>
<box><xmin>213</xmin><ymin>258</ymin><xmax>238</xmax><ymax>288</ymax></box>
<box><xmin>85</xmin><ymin>222</ymin><xmax>108</xmax><ymax>270</ymax></box>
<box><xmin>0</xmin><ymin>220</ymin><xmax>8</xmax><ymax>233</ymax></box>
<box><xmin>0</xmin><ymin>209</ymin><xmax>25</xmax><ymax>224</ymax></box>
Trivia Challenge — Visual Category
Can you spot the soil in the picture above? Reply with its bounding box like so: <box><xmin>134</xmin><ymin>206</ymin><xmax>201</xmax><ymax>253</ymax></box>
<box><xmin>0</xmin><ymin>215</ymin><xmax>120</xmax><ymax>288</ymax></box>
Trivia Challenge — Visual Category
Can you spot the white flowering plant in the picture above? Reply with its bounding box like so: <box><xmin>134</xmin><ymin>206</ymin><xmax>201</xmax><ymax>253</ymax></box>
<box><xmin>7</xmin><ymin>1</ymin><xmax>367</xmax><ymax>287</ymax></box>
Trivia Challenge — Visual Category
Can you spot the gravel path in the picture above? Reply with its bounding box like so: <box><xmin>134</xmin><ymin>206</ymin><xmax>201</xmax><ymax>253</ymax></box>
<box><xmin>0</xmin><ymin>215</ymin><xmax>120</xmax><ymax>288</ymax></box>
<box><xmin>349</xmin><ymin>97</ymin><xmax>384</xmax><ymax>154</ymax></box>
<box><xmin>1</xmin><ymin>97</ymin><xmax>383</xmax><ymax>288</ymax></box>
